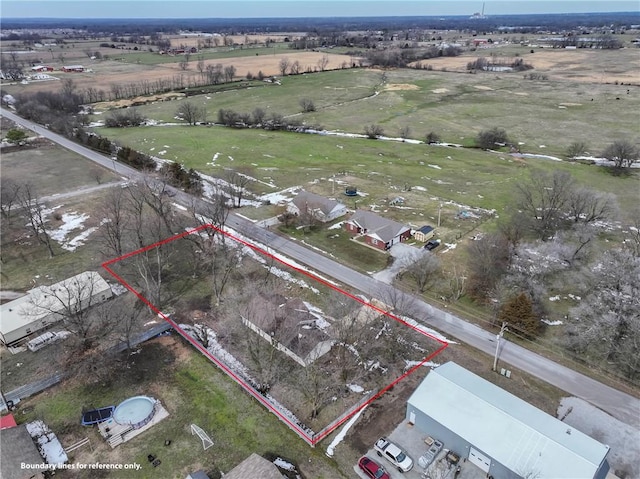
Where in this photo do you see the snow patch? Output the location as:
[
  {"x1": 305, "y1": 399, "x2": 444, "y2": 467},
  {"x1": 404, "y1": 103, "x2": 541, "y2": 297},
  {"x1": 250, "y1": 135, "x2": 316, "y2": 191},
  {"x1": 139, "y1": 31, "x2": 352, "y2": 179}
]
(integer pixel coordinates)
[
  {"x1": 347, "y1": 383, "x2": 365, "y2": 394},
  {"x1": 325, "y1": 405, "x2": 367, "y2": 457}
]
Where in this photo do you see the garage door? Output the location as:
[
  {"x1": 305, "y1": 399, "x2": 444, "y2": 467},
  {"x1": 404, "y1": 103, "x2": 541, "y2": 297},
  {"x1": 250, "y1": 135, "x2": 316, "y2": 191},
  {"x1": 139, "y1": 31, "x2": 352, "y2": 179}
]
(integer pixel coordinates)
[{"x1": 469, "y1": 447, "x2": 491, "y2": 473}]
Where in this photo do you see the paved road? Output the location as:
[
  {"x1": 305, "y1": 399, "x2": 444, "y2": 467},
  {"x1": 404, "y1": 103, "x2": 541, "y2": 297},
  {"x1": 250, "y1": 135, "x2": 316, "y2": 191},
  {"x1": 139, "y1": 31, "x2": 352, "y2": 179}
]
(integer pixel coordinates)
[{"x1": 3, "y1": 107, "x2": 639, "y2": 427}]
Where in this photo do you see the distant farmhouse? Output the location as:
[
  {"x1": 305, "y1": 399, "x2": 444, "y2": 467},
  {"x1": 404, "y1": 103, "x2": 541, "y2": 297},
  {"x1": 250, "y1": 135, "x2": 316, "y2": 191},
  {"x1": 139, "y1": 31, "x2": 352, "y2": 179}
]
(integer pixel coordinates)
[
  {"x1": 287, "y1": 190, "x2": 347, "y2": 223},
  {"x1": 344, "y1": 210, "x2": 411, "y2": 250},
  {"x1": 0, "y1": 271, "x2": 113, "y2": 345},
  {"x1": 61, "y1": 65, "x2": 84, "y2": 72},
  {"x1": 31, "y1": 65, "x2": 54, "y2": 72},
  {"x1": 406, "y1": 362, "x2": 611, "y2": 479}
]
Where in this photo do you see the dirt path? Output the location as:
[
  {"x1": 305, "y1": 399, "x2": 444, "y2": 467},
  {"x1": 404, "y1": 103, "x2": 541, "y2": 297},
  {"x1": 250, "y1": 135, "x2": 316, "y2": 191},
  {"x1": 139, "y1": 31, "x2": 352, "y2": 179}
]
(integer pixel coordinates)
[{"x1": 41, "y1": 180, "x2": 125, "y2": 203}]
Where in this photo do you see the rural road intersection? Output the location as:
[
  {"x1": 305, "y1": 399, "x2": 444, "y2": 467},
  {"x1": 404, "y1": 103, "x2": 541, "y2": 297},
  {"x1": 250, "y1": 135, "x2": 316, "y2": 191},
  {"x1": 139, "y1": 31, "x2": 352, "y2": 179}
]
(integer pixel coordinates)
[{"x1": 2, "y1": 107, "x2": 638, "y2": 428}]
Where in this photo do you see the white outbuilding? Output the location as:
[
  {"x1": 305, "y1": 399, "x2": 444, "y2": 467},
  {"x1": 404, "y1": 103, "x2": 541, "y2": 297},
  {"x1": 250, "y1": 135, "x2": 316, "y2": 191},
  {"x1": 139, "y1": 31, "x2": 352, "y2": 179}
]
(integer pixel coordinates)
[{"x1": 0, "y1": 271, "x2": 113, "y2": 345}]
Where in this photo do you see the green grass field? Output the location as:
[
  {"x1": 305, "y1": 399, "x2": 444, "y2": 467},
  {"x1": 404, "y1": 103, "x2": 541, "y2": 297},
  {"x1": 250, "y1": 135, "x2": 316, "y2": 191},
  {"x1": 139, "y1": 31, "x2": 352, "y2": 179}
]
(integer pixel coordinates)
[
  {"x1": 95, "y1": 122, "x2": 639, "y2": 222},
  {"x1": 100, "y1": 67, "x2": 640, "y2": 157}
]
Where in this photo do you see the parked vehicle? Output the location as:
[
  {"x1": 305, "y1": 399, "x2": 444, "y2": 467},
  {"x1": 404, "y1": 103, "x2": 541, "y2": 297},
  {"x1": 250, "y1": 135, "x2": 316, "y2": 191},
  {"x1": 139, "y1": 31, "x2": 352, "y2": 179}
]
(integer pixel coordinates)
[
  {"x1": 374, "y1": 437, "x2": 414, "y2": 472},
  {"x1": 358, "y1": 456, "x2": 390, "y2": 479},
  {"x1": 424, "y1": 239, "x2": 441, "y2": 251}
]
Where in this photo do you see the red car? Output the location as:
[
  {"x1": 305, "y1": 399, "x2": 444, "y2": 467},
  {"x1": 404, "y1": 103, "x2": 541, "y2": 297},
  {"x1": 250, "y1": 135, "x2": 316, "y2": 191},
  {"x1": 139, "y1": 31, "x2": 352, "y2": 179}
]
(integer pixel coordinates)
[{"x1": 358, "y1": 456, "x2": 390, "y2": 479}]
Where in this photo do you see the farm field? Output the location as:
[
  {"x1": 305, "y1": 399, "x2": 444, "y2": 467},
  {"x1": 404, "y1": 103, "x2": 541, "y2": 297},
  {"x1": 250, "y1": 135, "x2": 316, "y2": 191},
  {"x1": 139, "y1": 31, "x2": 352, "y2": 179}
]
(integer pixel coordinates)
[{"x1": 91, "y1": 64, "x2": 640, "y2": 157}]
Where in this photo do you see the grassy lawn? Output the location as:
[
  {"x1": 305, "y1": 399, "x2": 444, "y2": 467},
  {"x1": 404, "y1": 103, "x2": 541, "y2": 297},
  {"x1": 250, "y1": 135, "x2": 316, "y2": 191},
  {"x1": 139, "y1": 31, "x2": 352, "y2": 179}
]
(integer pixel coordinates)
[
  {"x1": 0, "y1": 145, "x2": 118, "y2": 197},
  {"x1": 18, "y1": 336, "x2": 350, "y2": 479},
  {"x1": 280, "y1": 223, "x2": 389, "y2": 274}
]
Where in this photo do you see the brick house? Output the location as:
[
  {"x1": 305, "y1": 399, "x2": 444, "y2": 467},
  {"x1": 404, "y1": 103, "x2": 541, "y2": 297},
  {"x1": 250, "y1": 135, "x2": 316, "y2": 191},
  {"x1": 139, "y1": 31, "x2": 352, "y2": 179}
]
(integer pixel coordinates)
[{"x1": 344, "y1": 210, "x2": 412, "y2": 250}]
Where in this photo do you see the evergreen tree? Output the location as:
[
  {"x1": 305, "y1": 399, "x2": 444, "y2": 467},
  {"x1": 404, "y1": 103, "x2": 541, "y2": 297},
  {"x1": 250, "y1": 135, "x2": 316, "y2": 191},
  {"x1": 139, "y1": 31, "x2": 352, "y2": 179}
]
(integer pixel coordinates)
[{"x1": 498, "y1": 292, "x2": 541, "y2": 338}]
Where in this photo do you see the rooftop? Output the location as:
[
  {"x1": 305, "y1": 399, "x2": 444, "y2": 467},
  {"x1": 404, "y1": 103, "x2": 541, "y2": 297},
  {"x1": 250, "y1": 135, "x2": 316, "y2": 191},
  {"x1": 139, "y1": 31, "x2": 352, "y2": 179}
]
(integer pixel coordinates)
[{"x1": 408, "y1": 362, "x2": 610, "y2": 478}]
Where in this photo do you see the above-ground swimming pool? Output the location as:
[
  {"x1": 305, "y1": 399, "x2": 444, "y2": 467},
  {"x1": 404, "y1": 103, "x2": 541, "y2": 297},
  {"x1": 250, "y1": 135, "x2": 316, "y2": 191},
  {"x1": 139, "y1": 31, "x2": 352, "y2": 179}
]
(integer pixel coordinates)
[{"x1": 112, "y1": 396, "x2": 157, "y2": 429}]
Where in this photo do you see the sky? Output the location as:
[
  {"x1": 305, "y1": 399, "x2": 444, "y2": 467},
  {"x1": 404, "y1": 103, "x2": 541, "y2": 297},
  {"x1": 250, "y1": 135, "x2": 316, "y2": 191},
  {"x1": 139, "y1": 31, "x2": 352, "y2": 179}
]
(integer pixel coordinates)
[{"x1": 0, "y1": 0, "x2": 638, "y2": 19}]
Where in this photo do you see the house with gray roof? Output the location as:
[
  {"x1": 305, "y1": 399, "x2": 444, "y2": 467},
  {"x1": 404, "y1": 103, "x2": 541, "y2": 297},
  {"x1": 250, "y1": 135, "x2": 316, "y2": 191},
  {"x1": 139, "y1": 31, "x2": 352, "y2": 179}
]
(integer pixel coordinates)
[
  {"x1": 0, "y1": 271, "x2": 113, "y2": 345},
  {"x1": 344, "y1": 210, "x2": 412, "y2": 250},
  {"x1": 287, "y1": 190, "x2": 347, "y2": 223},
  {"x1": 0, "y1": 425, "x2": 46, "y2": 479},
  {"x1": 406, "y1": 362, "x2": 610, "y2": 479},
  {"x1": 223, "y1": 453, "x2": 282, "y2": 479}
]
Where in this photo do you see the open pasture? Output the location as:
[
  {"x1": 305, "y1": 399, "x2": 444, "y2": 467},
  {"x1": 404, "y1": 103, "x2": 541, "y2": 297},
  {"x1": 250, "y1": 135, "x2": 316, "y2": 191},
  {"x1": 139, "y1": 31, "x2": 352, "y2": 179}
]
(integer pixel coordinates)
[
  {"x1": 95, "y1": 122, "x2": 639, "y2": 230},
  {"x1": 95, "y1": 65, "x2": 640, "y2": 157},
  {"x1": 1, "y1": 49, "x2": 353, "y2": 97},
  {"x1": 414, "y1": 43, "x2": 640, "y2": 84}
]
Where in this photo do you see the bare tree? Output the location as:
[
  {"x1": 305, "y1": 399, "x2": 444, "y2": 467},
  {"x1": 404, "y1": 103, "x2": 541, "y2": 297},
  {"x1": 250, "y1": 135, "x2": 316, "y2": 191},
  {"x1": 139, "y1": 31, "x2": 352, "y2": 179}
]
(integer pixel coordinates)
[
  {"x1": 176, "y1": 101, "x2": 205, "y2": 125},
  {"x1": 566, "y1": 188, "x2": 617, "y2": 225},
  {"x1": 602, "y1": 140, "x2": 639, "y2": 171},
  {"x1": 565, "y1": 249, "x2": 640, "y2": 381},
  {"x1": 206, "y1": 63, "x2": 223, "y2": 84},
  {"x1": 278, "y1": 57, "x2": 290, "y2": 76},
  {"x1": 447, "y1": 266, "x2": 467, "y2": 302},
  {"x1": 0, "y1": 178, "x2": 21, "y2": 221},
  {"x1": 299, "y1": 98, "x2": 315, "y2": 112},
  {"x1": 196, "y1": 56, "x2": 205, "y2": 77},
  {"x1": 223, "y1": 64, "x2": 236, "y2": 82},
  {"x1": 289, "y1": 60, "x2": 301, "y2": 75},
  {"x1": 467, "y1": 233, "x2": 511, "y2": 300},
  {"x1": 476, "y1": 127, "x2": 509, "y2": 150},
  {"x1": 516, "y1": 170, "x2": 574, "y2": 240},
  {"x1": 565, "y1": 141, "x2": 587, "y2": 160},
  {"x1": 211, "y1": 242, "x2": 239, "y2": 307},
  {"x1": 317, "y1": 54, "x2": 329, "y2": 71},
  {"x1": 364, "y1": 124, "x2": 384, "y2": 139},
  {"x1": 252, "y1": 107, "x2": 266, "y2": 125},
  {"x1": 296, "y1": 360, "x2": 334, "y2": 419},
  {"x1": 404, "y1": 251, "x2": 441, "y2": 293},
  {"x1": 111, "y1": 296, "x2": 146, "y2": 354},
  {"x1": 626, "y1": 209, "x2": 640, "y2": 257},
  {"x1": 225, "y1": 168, "x2": 253, "y2": 208},
  {"x1": 399, "y1": 125, "x2": 411, "y2": 140},
  {"x1": 20, "y1": 184, "x2": 56, "y2": 258},
  {"x1": 98, "y1": 186, "x2": 129, "y2": 257}
]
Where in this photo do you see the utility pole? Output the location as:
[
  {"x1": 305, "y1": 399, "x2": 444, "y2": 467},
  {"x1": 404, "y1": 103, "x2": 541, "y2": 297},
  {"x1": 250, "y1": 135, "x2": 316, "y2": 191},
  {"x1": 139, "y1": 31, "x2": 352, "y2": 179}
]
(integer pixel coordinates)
[
  {"x1": 437, "y1": 203, "x2": 443, "y2": 227},
  {"x1": 492, "y1": 321, "x2": 508, "y2": 372}
]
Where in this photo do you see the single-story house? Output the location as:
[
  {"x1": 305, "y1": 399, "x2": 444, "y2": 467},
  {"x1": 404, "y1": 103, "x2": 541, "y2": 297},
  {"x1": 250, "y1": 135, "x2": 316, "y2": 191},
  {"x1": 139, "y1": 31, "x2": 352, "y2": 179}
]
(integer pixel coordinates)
[
  {"x1": 0, "y1": 424, "x2": 46, "y2": 479},
  {"x1": 223, "y1": 453, "x2": 282, "y2": 479},
  {"x1": 287, "y1": 190, "x2": 347, "y2": 223},
  {"x1": 0, "y1": 271, "x2": 113, "y2": 345},
  {"x1": 61, "y1": 65, "x2": 84, "y2": 72},
  {"x1": 30, "y1": 65, "x2": 54, "y2": 72},
  {"x1": 414, "y1": 225, "x2": 435, "y2": 242},
  {"x1": 344, "y1": 210, "x2": 412, "y2": 250},
  {"x1": 242, "y1": 293, "x2": 333, "y2": 367},
  {"x1": 406, "y1": 362, "x2": 610, "y2": 479}
]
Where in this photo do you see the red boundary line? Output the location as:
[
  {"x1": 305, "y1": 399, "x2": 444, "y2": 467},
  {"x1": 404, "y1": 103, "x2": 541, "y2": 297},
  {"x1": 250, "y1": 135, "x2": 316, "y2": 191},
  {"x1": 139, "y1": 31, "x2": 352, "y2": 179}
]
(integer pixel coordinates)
[{"x1": 102, "y1": 224, "x2": 448, "y2": 446}]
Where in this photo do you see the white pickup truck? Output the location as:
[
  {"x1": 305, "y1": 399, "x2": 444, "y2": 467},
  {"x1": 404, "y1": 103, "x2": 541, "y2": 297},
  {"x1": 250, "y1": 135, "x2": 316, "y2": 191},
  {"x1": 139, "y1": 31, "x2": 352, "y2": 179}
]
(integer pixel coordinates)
[{"x1": 374, "y1": 437, "x2": 414, "y2": 473}]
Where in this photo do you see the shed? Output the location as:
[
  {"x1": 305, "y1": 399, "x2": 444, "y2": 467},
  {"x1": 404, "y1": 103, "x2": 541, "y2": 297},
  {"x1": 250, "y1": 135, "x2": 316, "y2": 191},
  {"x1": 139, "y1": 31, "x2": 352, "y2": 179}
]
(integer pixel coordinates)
[
  {"x1": 0, "y1": 425, "x2": 45, "y2": 479},
  {"x1": 414, "y1": 225, "x2": 435, "y2": 242},
  {"x1": 223, "y1": 453, "x2": 282, "y2": 479},
  {"x1": 0, "y1": 271, "x2": 113, "y2": 345},
  {"x1": 406, "y1": 362, "x2": 610, "y2": 479}
]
